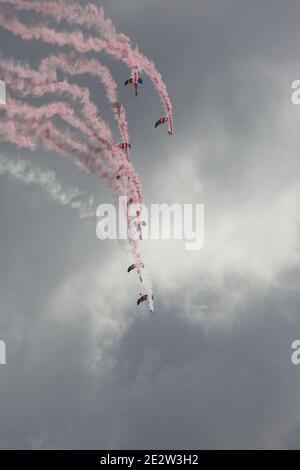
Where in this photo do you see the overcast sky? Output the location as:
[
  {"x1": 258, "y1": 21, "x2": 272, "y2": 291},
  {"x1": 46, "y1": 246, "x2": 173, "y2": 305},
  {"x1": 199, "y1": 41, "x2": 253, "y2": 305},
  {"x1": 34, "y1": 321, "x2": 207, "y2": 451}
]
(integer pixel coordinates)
[{"x1": 1, "y1": 0, "x2": 300, "y2": 449}]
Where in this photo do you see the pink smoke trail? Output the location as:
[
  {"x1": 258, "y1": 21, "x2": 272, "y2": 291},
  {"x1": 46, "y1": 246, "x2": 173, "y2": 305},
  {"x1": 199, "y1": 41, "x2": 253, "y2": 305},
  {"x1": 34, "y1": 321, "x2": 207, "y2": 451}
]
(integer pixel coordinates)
[
  {"x1": 3, "y1": 99, "x2": 133, "y2": 197},
  {"x1": 0, "y1": 53, "x2": 130, "y2": 144},
  {"x1": 0, "y1": 120, "x2": 36, "y2": 150},
  {"x1": 0, "y1": 1, "x2": 173, "y2": 129},
  {"x1": 0, "y1": 0, "x2": 168, "y2": 306},
  {"x1": 0, "y1": 59, "x2": 133, "y2": 192},
  {"x1": 0, "y1": 112, "x2": 142, "y2": 239},
  {"x1": 1, "y1": 95, "x2": 142, "y2": 261},
  {"x1": 40, "y1": 54, "x2": 129, "y2": 144},
  {"x1": 0, "y1": 6, "x2": 161, "y2": 215},
  {"x1": 1, "y1": 81, "x2": 136, "y2": 194},
  {"x1": 0, "y1": 63, "x2": 113, "y2": 144},
  {"x1": 4, "y1": 95, "x2": 111, "y2": 151},
  {"x1": 0, "y1": 68, "x2": 141, "y2": 206},
  {"x1": 0, "y1": 55, "x2": 129, "y2": 156},
  {"x1": 0, "y1": 110, "x2": 107, "y2": 177}
]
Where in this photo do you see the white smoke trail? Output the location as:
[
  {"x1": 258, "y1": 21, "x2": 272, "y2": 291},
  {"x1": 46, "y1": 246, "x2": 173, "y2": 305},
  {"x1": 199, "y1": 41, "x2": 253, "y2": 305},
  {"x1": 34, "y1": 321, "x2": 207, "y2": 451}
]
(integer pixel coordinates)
[
  {"x1": 0, "y1": 153, "x2": 95, "y2": 218},
  {"x1": 0, "y1": 79, "x2": 5, "y2": 104},
  {"x1": 141, "y1": 268, "x2": 154, "y2": 312}
]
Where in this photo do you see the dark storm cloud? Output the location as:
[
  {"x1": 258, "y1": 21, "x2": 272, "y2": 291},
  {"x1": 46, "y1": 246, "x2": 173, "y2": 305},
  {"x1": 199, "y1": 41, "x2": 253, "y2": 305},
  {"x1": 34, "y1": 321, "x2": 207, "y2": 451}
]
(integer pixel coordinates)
[
  {"x1": 107, "y1": 288, "x2": 300, "y2": 450},
  {"x1": 1, "y1": 282, "x2": 300, "y2": 449},
  {"x1": 0, "y1": 0, "x2": 300, "y2": 450}
]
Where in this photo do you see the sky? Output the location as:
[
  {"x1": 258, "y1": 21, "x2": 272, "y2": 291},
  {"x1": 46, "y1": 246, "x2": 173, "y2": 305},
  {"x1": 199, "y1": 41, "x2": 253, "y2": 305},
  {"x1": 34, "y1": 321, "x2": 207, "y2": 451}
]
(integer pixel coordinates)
[{"x1": 1, "y1": 0, "x2": 300, "y2": 449}]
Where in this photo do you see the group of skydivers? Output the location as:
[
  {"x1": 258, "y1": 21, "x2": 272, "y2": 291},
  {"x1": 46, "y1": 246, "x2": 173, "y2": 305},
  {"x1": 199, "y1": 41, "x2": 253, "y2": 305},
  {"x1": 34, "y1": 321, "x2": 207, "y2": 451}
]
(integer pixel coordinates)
[
  {"x1": 42, "y1": 71, "x2": 170, "y2": 311},
  {"x1": 122, "y1": 71, "x2": 173, "y2": 311},
  {"x1": 124, "y1": 70, "x2": 173, "y2": 135}
]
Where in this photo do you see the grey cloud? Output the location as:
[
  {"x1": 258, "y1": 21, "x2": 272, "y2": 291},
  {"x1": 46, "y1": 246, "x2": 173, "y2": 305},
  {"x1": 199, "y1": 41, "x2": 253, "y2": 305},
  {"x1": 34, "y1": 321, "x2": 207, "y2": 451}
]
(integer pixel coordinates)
[{"x1": 0, "y1": 0, "x2": 300, "y2": 450}]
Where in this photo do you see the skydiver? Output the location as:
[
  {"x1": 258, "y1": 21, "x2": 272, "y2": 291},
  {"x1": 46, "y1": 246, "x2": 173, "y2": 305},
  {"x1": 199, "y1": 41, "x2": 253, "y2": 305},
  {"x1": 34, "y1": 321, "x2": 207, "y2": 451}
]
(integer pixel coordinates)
[
  {"x1": 154, "y1": 114, "x2": 173, "y2": 135},
  {"x1": 127, "y1": 262, "x2": 145, "y2": 274},
  {"x1": 117, "y1": 142, "x2": 131, "y2": 160},
  {"x1": 128, "y1": 262, "x2": 144, "y2": 283},
  {"x1": 137, "y1": 294, "x2": 154, "y2": 313},
  {"x1": 124, "y1": 70, "x2": 143, "y2": 96}
]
